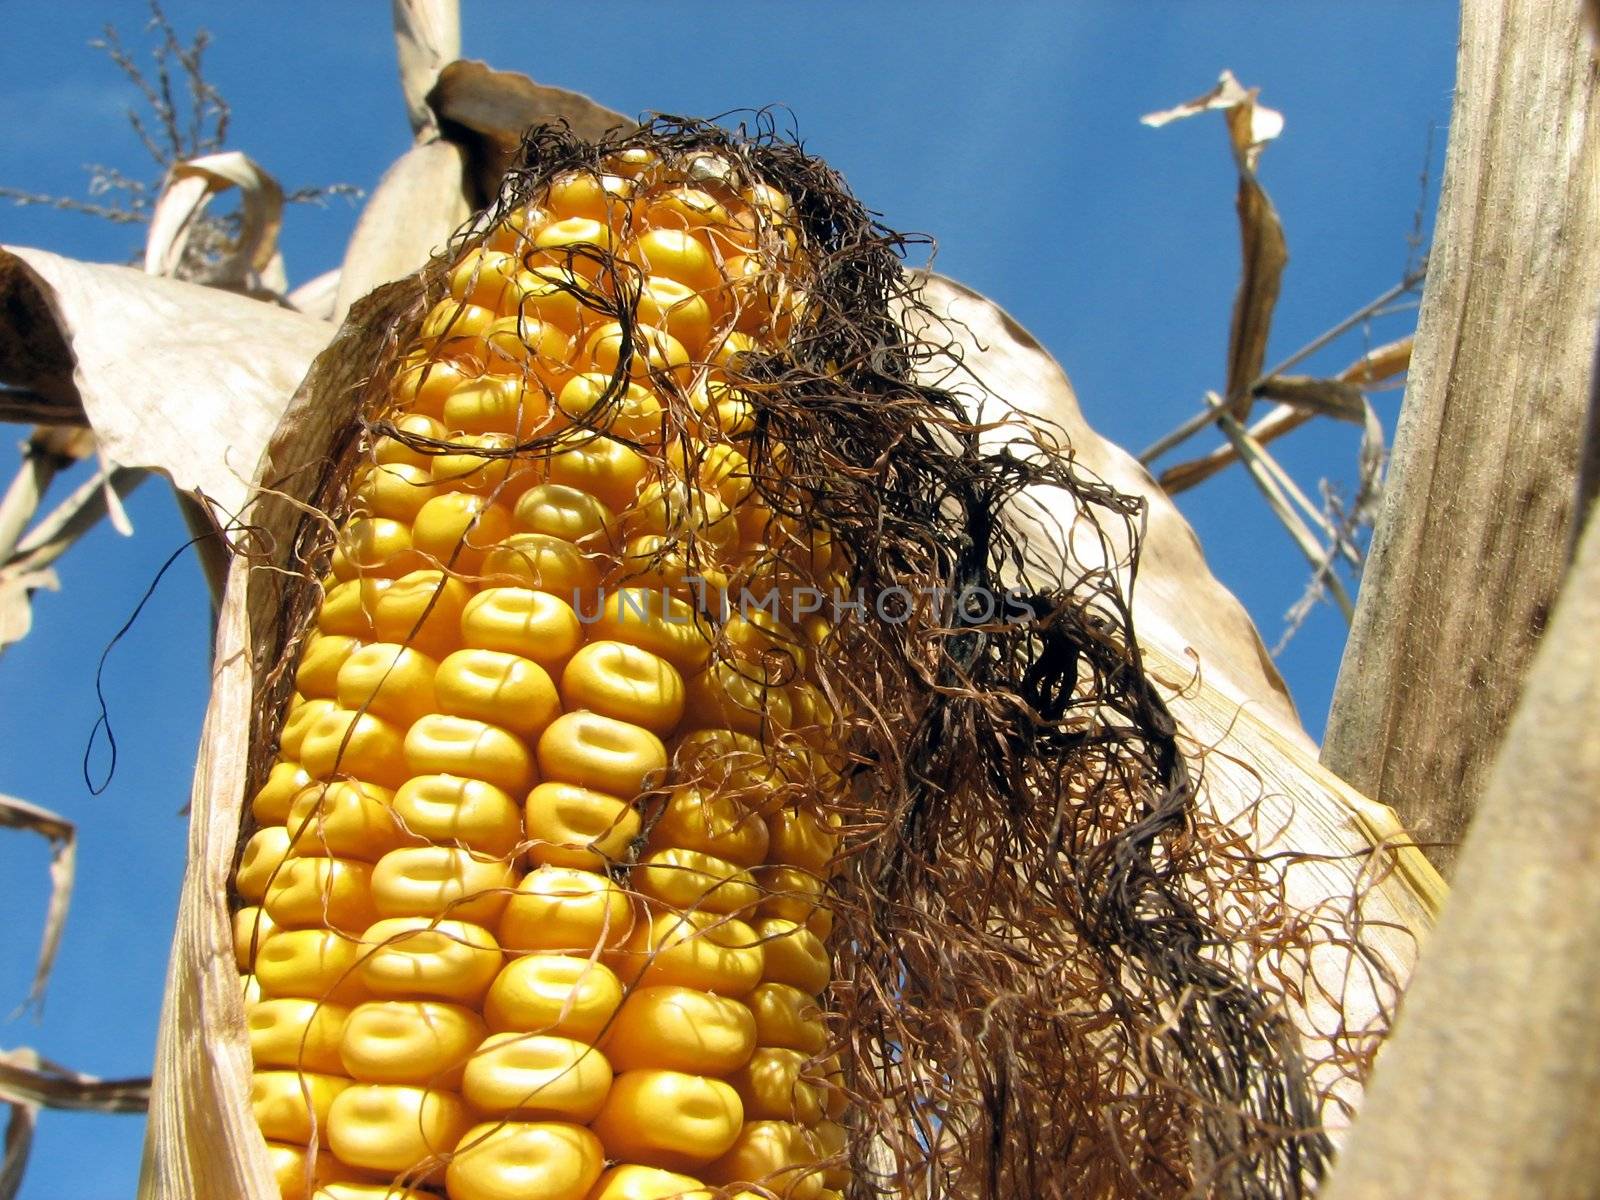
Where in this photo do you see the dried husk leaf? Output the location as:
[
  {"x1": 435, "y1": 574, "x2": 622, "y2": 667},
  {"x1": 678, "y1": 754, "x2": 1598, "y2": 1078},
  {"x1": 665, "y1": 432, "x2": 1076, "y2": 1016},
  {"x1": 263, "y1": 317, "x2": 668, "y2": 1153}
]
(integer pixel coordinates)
[
  {"x1": 0, "y1": 247, "x2": 332, "y2": 522},
  {"x1": 392, "y1": 0, "x2": 462, "y2": 138},
  {"x1": 143, "y1": 151, "x2": 287, "y2": 296}
]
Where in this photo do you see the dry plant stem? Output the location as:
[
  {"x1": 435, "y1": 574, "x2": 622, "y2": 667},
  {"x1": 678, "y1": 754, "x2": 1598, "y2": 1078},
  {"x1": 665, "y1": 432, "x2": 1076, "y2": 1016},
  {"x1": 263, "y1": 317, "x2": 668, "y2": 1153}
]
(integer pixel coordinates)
[
  {"x1": 2, "y1": 466, "x2": 147, "y2": 581},
  {"x1": 0, "y1": 793, "x2": 76, "y2": 1014},
  {"x1": 0, "y1": 1047, "x2": 150, "y2": 1200},
  {"x1": 1319, "y1": 508, "x2": 1600, "y2": 1200},
  {"x1": 1323, "y1": 0, "x2": 1600, "y2": 875}
]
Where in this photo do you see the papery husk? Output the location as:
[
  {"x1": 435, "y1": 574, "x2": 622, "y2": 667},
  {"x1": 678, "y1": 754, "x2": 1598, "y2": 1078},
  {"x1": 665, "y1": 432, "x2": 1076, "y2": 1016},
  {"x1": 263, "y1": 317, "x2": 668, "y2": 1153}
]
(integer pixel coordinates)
[{"x1": 136, "y1": 126, "x2": 1439, "y2": 1199}]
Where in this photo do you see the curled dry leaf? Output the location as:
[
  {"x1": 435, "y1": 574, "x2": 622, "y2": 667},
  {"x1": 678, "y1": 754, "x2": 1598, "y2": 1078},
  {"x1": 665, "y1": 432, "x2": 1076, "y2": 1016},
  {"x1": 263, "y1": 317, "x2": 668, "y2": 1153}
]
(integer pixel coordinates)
[
  {"x1": 1144, "y1": 70, "x2": 1288, "y2": 419},
  {"x1": 0, "y1": 246, "x2": 332, "y2": 522},
  {"x1": 0, "y1": 794, "x2": 75, "y2": 1015},
  {"x1": 392, "y1": 0, "x2": 463, "y2": 138},
  {"x1": 143, "y1": 152, "x2": 287, "y2": 298}
]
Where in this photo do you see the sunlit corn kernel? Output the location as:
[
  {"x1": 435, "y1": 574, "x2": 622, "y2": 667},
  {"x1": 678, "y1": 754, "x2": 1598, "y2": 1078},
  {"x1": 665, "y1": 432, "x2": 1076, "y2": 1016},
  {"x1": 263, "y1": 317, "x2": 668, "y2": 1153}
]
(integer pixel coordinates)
[
  {"x1": 601, "y1": 985, "x2": 756, "y2": 1076},
  {"x1": 483, "y1": 954, "x2": 624, "y2": 1041},
  {"x1": 338, "y1": 999, "x2": 486, "y2": 1088},
  {"x1": 633, "y1": 275, "x2": 714, "y2": 357},
  {"x1": 262, "y1": 856, "x2": 378, "y2": 935},
  {"x1": 543, "y1": 430, "x2": 649, "y2": 513},
  {"x1": 448, "y1": 247, "x2": 527, "y2": 312},
  {"x1": 756, "y1": 864, "x2": 829, "y2": 929},
  {"x1": 513, "y1": 482, "x2": 619, "y2": 548},
  {"x1": 411, "y1": 492, "x2": 515, "y2": 576},
  {"x1": 530, "y1": 215, "x2": 619, "y2": 280},
  {"x1": 588, "y1": 588, "x2": 714, "y2": 676},
  {"x1": 370, "y1": 845, "x2": 519, "y2": 925},
  {"x1": 390, "y1": 774, "x2": 523, "y2": 859},
  {"x1": 352, "y1": 461, "x2": 441, "y2": 525},
  {"x1": 358, "y1": 917, "x2": 502, "y2": 1006},
  {"x1": 418, "y1": 298, "x2": 498, "y2": 345},
  {"x1": 513, "y1": 264, "x2": 595, "y2": 332},
  {"x1": 546, "y1": 170, "x2": 636, "y2": 225},
  {"x1": 561, "y1": 640, "x2": 686, "y2": 735},
  {"x1": 372, "y1": 413, "x2": 448, "y2": 470},
  {"x1": 482, "y1": 203, "x2": 551, "y2": 256},
  {"x1": 536, "y1": 710, "x2": 668, "y2": 797},
  {"x1": 286, "y1": 780, "x2": 399, "y2": 863},
  {"x1": 554, "y1": 373, "x2": 665, "y2": 443},
  {"x1": 299, "y1": 708, "x2": 410, "y2": 790},
  {"x1": 634, "y1": 848, "x2": 759, "y2": 915},
  {"x1": 765, "y1": 805, "x2": 840, "y2": 874},
  {"x1": 443, "y1": 372, "x2": 552, "y2": 440},
  {"x1": 582, "y1": 321, "x2": 691, "y2": 389},
  {"x1": 630, "y1": 480, "x2": 738, "y2": 554},
  {"x1": 233, "y1": 905, "x2": 277, "y2": 970},
  {"x1": 327, "y1": 1083, "x2": 472, "y2": 1178},
  {"x1": 702, "y1": 1120, "x2": 823, "y2": 1200},
  {"x1": 264, "y1": 1141, "x2": 364, "y2": 1200},
  {"x1": 524, "y1": 780, "x2": 641, "y2": 870},
  {"x1": 462, "y1": 1032, "x2": 614, "y2": 1120},
  {"x1": 432, "y1": 647, "x2": 561, "y2": 742},
  {"x1": 251, "y1": 1070, "x2": 349, "y2": 1146},
  {"x1": 644, "y1": 785, "x2": 769, "y2": 869},
  {"x1": 812, "y1": 1119, "x2": 849, "y2": 1188},
  {"x1": 688, "y1": 379, "x2": 756, "y2": 437},
  {"x1": 607, "y1": 908, "x2": 764, "y2": 997},
  {"x1": 754, "y1": 918, "x2": 830, "y2": 994},
  {"x1": 446, "y1": 1121, "x2": 605, "y2": 1200},
  {"x1": 316, "y1": 577, "x2": 387, "y2": 639},
  {"x1": 589, "y1": 1070, "x2": 744, "y2": 1172},
  {"x1": 746, "y1": 982, "x2": 827, "y2": 1055},
  {"x1": 370, "y1": 569, "x2": 473, "y2": 662},
  {"x1": 334, "y1": 642, "x2": 438, "y2": 728},
  {"x1": 585, "y1": 1164, "x2": 714, "y2": 1200},
  {"x1": 247, "y1": 997, "x2": 350, "y2": 1074},
  {"x1": 682, "y1": 659, "x2": 795, "y2": 738},
  {"x1": 479, "y1": 532, "x2": 602, "y2": 600},
  {"x1": 479, "y1": 316, "x2": 577, "y2": 391},
  {"x1": 625, "y1": 228, "x2": 720, "y2": 294},
  {"x1": 430, "y1": 432, "x2": 520, "y2": 496},
  {"x1": 460, "y1": 586, "x2": 584, "y2": 666},
  {"x1": 338, "y1": 517, "x2": 426, "y2": 579},
  {"x1": 498, "y1": 865, "x2": 634, "y2": 955},
  {"x1": 253, "y1": 761, "x2": 315, "y2": 824},
  {"x1": 254, "y1": 928, "x2": 369, "y2": 1006},
  {"x1": 295, "y1": 633, "x2": 362, "y2": 701},
  {"x1": 391, "y1": 354, "x2": 477, "y2": 421},
  {"x1": 729, "y1": 1047, "x2": 824, "y2": 1125},
  {"x1": 236, "y1": 826, "x2": 294, "y2": 904},
  {"x1": 404, "y1": 713, "x2": 536, "y2": 796}
]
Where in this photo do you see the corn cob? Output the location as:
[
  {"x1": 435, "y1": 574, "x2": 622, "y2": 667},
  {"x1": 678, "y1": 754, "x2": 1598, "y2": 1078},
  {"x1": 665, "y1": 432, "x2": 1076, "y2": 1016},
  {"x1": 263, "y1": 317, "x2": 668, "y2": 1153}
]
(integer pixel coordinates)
[{"x1": 235, "y1": 143, "x2": 848, "y2": 1200}]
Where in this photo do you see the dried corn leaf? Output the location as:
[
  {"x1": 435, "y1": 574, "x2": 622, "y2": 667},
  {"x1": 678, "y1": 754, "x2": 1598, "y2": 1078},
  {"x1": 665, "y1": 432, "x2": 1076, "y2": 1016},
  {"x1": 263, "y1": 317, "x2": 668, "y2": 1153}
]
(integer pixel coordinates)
[
  {"x1": 1144, "y1": 71, "x2": 1288, "y2": 419},
  {"x1": 0, "y1": 794, "x2": 75, "y2": 1014},
  {"x1": 143, "y1": 152, "x2": 286, "y2": 296},
  {"x1": 0, "y1": 247, "x2": 332, "y2": 521},
  {"x1": 393, "y1": 0, "x2": 462, "y2": 138}
]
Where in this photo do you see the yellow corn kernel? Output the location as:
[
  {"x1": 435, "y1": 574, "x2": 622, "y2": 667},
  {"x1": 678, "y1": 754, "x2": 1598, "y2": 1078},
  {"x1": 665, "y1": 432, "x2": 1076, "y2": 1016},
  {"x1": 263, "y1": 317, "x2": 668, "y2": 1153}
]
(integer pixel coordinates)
[
  {"x1": 602, "y1": 986, "x2": 756, "y2": 1076},
  {"x1": 812, "y1": 1120, "x2": 849, "y2": 1188},
  {"x1": 702, "y1": 1121, "x2": 824, "y2": 1200},
  {"x1": 351, "y1": 461, "x2": 438, "y2": 524},
  {"x1": 443, "y1": 373, "x2": 550, "y2": 440},
  {"x1": 286, "y1": 781, "x2": 400, "y2": 863},
  {"x1": 645, "y1": 785, "x2": 769, "y2": 869},
  {"x1": 530, "y1": 215, "x2": 618, "y2": 280},
  {"x1": 499, "y1": 865, "x2": 634, "y2": 954},
  {"x1": 629, "y1": 480, "x2": 737, "y2": 554},
  {"x1": 338, "y1": 517, "x2": 426, "y2": 579},
  {"x1": 334, "y1": 643, "x2": 438, "y2": 728},
  {"x1": 372, "y1": 413, "x2": 447, "y2": 469},
  {"x1": 296, "y1": 634, "x2": 362, "y2": 701},
  {"x1": 461, "y1": 586, "x2": 583, "y2": 666},
  {"x1": 682, "y1": 661, "x2": 794, "y2": 738},
  {"x1": 419, "y1": 299, "x2": 498, "y2": 346},
  {"x1": 369, "y1": 845, "x2": 517, "y2": 925},
  {"x1": 754, "y1": 918, "x2": 831, "y2": 995},
  {"x1": 513, "y1": 265, "x2": 592, "y2": 332},
  {"x1": 371, "y1": 570, "x2": 473, "y2": 662},
  {"x1": 251, "y1": 1070, "x2": 350, "y2": 1146},
  {"x1": 235, "y1": 826, "x2": 294, "y2": 903},
  {"x1": 513, "y1": 482, "x2": 619, "y2": 548},
  {"x1": 463, "y1": 1032, "x2": 613, "y2": 1120},
  {"x1": 255, "y1": 928, "x2": 369, "y2": 1006},
  {"x1": 589, "y1": 1070, "x2": 743, "y2": 1171},
  {"x1": 312, "y1": 1180, "x2": 431, "y2": 1200},
  {"x1": 587, "y1": 588, "x2": 713, "y2": 675},
  {"x1": 390, "y1": 774, "x2": 523, "y2": 859},
  {"x1": 434, "y1": 648, "x2": 561, "y2": 741},
  {"x1": 625, "y1": 228, "x2": 720, "y2": 294},
  {"x1": 262, "y1": 856, "x2": 378, "y2": 935},
  {"x1": 327, "y1": 1084, "x2": 472, "y2": 1177},
  {"x1": 728, "y1": 1047, "x2": 824, "y2": 1125},
  {"x1": 412, "y1": 492, "x2": 515, "y2": 575},
  {"x1": 446, "y1": 1121, "x2": 605, "y2": 1200},
  {"x1": 358, "y1": 917, "x2": 502, "y2": 1005},
  {"x1": 483, "y1": 954, "x2": 623, "y2": 1041},
  {"x1": 298, "y1": 708, "x2": 410, "y2": 790},
  {"x1": 555, "y1": 374, "x2": 665, "y2": 441},
  {"x1": 765, "y1": 806, "x2": 839, "y2": 874},
  {"x1": 254, "y1": 761, "x2": 316, "y2": 824},
  {"x1": 431, "y1": 432, "x2": 520, "y2": 496},
  {"x1": 524, "y1": 781, "x2": 640, "y2": 870},
  {"x1": 582, "y1": 322, "x2": 692, "y2": 390},
  {"x1": 448, "y1": 248, "x2": 526, "y2": 311},
  {"x1": 264, "y1": 1141, "x2": 364, "y2": 1200},
  {"x1": 483, "y1": 202, "x2": 551, "y2": 255},
  {"x1": 561, "y1": 640, "x2": 686, "y2": 735},
  {"x1": 585, "y1": 1164, "x2": 714, "y2": 1200},
  {"x1": 247, "y1": 998, "x2": 350, "y2": 1075},
  {"x1": 404, "y1": 713, "x2": 536, "y2": 796},
  {"x1": 755, "y1": 865, "x2": 829, "y2": 930},
  {"x1": 546, "y1": 169, "x2": 635, "y2": 223},
  {"x1": 745, "y1": 983, "x2": 826, "y2": 1055},
  {"x1": 608, "y1": 909, "x2": 764, "y2": 997},
  {"x1": 233, "y1": 905, "x2": 277, "y2": 969},
  {"x1": 634, "y1": 848, "x2": 759, "y2": 915},
  {"x1": 481, "y1": 532, "x2": 602, "y2": 597},
  {"x1": 542, "y1": 431, "x2": 649, "y2": 513},
  {"x1": 338, "y1": 1000, "x2": 486, "y2": 1089},
  {"x1": 281, "y1": 699, "x2": 339, "y2": 763},
  {"x1": 536, "y1": 711, "x2": 667, "y2": 797},
  {"x1": 635, "y1": 276, "x2": 713, "y2": 358}
]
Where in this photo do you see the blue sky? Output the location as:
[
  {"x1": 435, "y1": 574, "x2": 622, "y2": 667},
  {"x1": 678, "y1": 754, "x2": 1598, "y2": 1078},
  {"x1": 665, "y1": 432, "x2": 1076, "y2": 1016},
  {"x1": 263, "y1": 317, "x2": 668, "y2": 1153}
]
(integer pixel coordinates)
[{"x1": 0, "y1": 4, "x2": 1457, "y2": 1195}]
